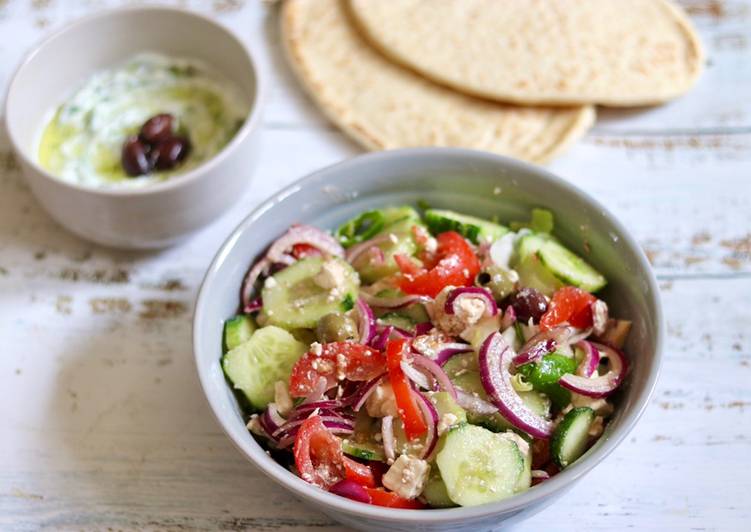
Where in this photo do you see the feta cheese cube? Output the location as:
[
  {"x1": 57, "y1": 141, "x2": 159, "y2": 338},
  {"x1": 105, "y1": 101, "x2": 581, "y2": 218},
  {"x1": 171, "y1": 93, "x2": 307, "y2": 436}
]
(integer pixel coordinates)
[{"x1": 382, "y1": 455, "x2": 431, "y2": 500}]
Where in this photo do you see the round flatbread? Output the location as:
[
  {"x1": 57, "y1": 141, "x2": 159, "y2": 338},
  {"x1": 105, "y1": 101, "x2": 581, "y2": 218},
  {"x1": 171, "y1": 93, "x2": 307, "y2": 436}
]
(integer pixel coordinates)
[
  {"x1": 348, "y1": 0, "x2": 703, "y2": 107},
  {"x1": 281, "y1": 0, "x2": 594, "y2": 164}
]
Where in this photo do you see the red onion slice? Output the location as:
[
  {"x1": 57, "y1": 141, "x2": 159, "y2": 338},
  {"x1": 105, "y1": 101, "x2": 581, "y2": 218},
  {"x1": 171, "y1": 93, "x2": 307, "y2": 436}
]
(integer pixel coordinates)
[
  {"x1": 243, "y1": 297, "x2": 263, "y2": 313},
  {"x1": 412, "y1": 354, "x2": 458, "y2": 399},
  {"x1": 360, "y1": 292, "x2": 432, "y2": 309},
  {"x1": 434, "y1": 344, "x2": 473, "y2": 366},
  {"x1": 293, "y1": 399, "x2": 347, "y2": 413},
  {"x1": 266, "y1": 224, "x2": 344, "y2": 263},
  {"x1": 391, "y1": 326, "x2": 414, "y2": 339},
  {"x1": 265, "y1": 403, "x2": 287, "y2": 428},
  {"x1": 356, "y1": 298, "x2": 376, "y2": 344},
  {"x1": 414, "y1": 322, "x2": 433, "y2": 336},
  {"x1": 276, "y1": 420, "x2": 354, "y2": 449},
  {"x1": 345, "y1": 233, "x2": 391, "y2": 264},
  {"x1": 273, "y1": 415, "x2": 355, "y2": 439},
  {"x1": 412, "y1": 389, "x2": 439, "y2": 459},
  {"x1": 287, "y1": 406, "x2": 353, "y2": 422},
  {"x1": 513, "y1": 325, "x2": 577, "y2": 366},
  {"x1": 241, "y1": 258, "x2": 271, "y2": 308},
  {"x1": 455, "y1": 389, "x2": 499, "y2": 416},
  {"x1": 411, "y1": 332, "x2": 470, "y2": 363},
  {"x1": 401, "y1": 359, "x2": 433, "y2": 390},
  {"x1": 576, "y1": 340, "x2": 601, "y2": 377},
  {"x1": 500, "y1": 305, "x2": 517, "y2": 330},
  {"x1": 352, "y1": 374, "x2": 385, "y2": 412},
  {"x1": 513, "y1": 339, "x2": 556, "y2": 367},
  {"x1": 568, "y1": 327, "x2": 594, "y2": 345},
  {"x1": 479, "y1": 332, "x2": 554, "y2": 439},
  {"x1": 531, "y1": 470, "x2": 551, "y2": 485},
  {"x1": 301, "y1": 377, "x2": 330, "y2": 405},
  {"x1": 559, "y1": 342, "x2": 627, "y2": 398},
  {"x1": 370, "y1": 326, "x2": 393, "y2": 351},
  {"x1": 329, "y1": 479, "x2": 372, "y2": 504},
  {"x1": 381, "y1": 415, "x2": 396, "y2": 463},
  {"x1": 444, "y1": 287, "x2": 498, "y2": 317},
  {"x1": 258, "y1": 411, "x2": 281, "y2": 442}
]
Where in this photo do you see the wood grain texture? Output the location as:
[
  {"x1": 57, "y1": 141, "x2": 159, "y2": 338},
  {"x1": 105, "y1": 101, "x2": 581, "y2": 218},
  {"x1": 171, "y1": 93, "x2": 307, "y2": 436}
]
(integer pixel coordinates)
[{"x1": 0, "y1": 0, "x2": 749, "y2": 531}]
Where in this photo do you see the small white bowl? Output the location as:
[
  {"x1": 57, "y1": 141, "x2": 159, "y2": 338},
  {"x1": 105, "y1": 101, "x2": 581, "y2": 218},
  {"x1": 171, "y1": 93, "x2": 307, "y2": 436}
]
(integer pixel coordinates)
[{"x1": 4, "y1": 6, "x2": 264, "y2": 249}]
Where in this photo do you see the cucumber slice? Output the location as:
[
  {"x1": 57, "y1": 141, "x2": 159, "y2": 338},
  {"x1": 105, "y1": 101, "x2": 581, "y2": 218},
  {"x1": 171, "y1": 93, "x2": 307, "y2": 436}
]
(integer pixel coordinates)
[
  {"x1": 425, "y1": 209, "x2": 509, "y2": 244},
  {"x1": 260, "y1": 257, "x2": 359, "y2": 329},
  {"x1": 428, "y1": 391, "x2": 467, "y2": 425},
  {"x1": 222, "y1": 325, "x2": 307, "y2": 410},
  {"x1": 516, "y1": 233, "x2": 550, "y2": 259},
  {"x1": 394, "y1": 302, "x2": 430, "y2": 324},
  {"x1": 378, "y1": 312, "x2": 417, "y2": 332},
  {"x1": 421, "y1": 470, "x2": 457, "y2": 508},
  {"x1": 514, "y1": 253, "x2": 564, "y2": 297},
  {"x1": 538, "y1": 239, "x2": 607, "y2": 293},
  {"x1": 381, "y1": 206, "x2": 423, "y2": 233},
  {"x1": 551, "y1": 407, "x2": 596, "y2": 468},
  {"x1": 515, "y1": 442, "x2": 533, "y2": 493},
  {"x1": 342, "y1": 439, "x2": 385, "y2": 461},
  {"x1": 436, "y1": 424, "x2": 524, "y2": 506},
  {"x1": 223, "y1": 315, "x2": 256, "y2": 352},
  {"x1": 351, "y1": 232, "x2": 416, "y2": 284}
]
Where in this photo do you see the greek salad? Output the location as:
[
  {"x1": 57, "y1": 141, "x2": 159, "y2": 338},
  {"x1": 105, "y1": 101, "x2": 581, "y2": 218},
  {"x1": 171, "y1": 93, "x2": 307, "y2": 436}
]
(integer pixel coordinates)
[{"x1": 222, "y1": 205, "x2": 631, "y2": 509}]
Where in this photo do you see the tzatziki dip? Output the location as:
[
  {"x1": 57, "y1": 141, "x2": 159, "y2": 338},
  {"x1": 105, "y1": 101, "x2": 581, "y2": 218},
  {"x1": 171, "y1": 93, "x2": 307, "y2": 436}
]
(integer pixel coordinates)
[{"x1": 37, "y1": 52, "x2": 249, "y2": 188}]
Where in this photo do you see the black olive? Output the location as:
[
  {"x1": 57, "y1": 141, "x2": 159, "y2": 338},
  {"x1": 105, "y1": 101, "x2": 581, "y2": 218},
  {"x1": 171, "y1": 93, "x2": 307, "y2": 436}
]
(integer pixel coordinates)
[
  {"x1": 508, "y1": 287, "x2": 548, "y2": 323},
  {"x1": 121, "y1": 136, "x2": 151, "y2": 177},
  {"x1": 139, "y1": 113, "x2": 174, "y2": 144},
  {"x1": 151, "y1": 136, "x2": 191, "y2": 171}
]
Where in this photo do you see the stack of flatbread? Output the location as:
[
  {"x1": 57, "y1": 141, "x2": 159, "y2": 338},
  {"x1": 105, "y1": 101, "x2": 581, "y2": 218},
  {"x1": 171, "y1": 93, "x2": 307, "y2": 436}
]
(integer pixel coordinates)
[{"x1": 280, "y1": 0, "x2": 703, "y2": 164}]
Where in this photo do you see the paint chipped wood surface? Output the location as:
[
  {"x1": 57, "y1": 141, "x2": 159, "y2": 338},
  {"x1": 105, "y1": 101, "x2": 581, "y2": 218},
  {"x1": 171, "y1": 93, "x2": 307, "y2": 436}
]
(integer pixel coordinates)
[{"x1": 0, "y1": 0, "x2": 749, "y2": 530}]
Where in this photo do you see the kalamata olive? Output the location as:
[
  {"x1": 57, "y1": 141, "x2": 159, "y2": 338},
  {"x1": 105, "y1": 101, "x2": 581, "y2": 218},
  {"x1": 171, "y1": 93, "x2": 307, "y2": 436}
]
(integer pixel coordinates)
[
  {"x1": 139, "y1": 113, "x2": 174, "y2": 144},
  {"x1": 121, "y1": 136, "x2": 151, "y2": 176},
  {"x1": 477, "y1": 265, "x2": 518, "y2": 301},
  {"x1": 316, "y1": 313, "x2": 358, "y2": 343},
  {"x1": 508, "y1": 287, "x2": 548, "y2": 323},
  {"x1": 151, "y1": 136, "x2": 191, "y2": 170}
]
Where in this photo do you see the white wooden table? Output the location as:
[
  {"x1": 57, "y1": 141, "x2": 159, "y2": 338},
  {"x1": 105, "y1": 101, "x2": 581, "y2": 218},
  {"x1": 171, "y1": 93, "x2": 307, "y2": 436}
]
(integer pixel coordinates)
[{"x1": 1, "y1": 1, "x2": 749, "y2": 530}]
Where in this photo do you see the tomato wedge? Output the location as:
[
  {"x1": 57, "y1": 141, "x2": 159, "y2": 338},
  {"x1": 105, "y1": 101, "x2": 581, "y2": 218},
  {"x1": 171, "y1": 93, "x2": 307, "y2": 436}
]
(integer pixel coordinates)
[
  {"x1": 395, "y1": 231, "x2": 480, "y2": 298},
  {"x1": 385, "y1": 339, "x2": 427, "y2": 440},
  {"x1": 365, "y1": 488, "x2": 427, "y2": 509},
  {"x1": 289, "y1": 342, "x2": 386, "y2": 398},
  {"x1": 343, "y1": 457, "x2": 377, "y2": 488},
  {"x1": 292, "y1": 243, "x2": 322, "y2": 259},
  {"x1": 294, "y1": 415, "x2": 377, "y2": 489},
  {"x1": 539, "y1": 286, "x2": 597, "y2": 331},
  {"x1": 294, "y1": 416, "x2": 346, "y2": 488}
]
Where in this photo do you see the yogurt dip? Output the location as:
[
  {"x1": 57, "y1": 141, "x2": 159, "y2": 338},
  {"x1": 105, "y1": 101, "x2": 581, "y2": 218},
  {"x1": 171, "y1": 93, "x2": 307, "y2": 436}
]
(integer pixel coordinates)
[{"x1": 37, "y1": 52, "x2": 249, "y2": 188}]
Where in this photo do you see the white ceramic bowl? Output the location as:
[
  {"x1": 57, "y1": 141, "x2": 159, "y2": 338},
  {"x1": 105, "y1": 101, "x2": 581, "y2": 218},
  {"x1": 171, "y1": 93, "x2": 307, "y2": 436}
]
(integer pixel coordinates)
[
  {"x1": 4, "y1": 6, "x2": 263, "y2": 249},
  {"x1": 193, "y1": 149, "x2": 664, "y2": 531}
]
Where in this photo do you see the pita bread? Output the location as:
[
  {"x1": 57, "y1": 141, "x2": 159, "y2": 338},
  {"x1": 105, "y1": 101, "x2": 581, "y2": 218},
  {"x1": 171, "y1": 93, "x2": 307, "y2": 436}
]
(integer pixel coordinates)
[
  {"x1": 281, "y1": 0, "x2": 594, "y2": 163},
  {"x1": 348, "y1": 0, "x2": 703, "y2": 106}
]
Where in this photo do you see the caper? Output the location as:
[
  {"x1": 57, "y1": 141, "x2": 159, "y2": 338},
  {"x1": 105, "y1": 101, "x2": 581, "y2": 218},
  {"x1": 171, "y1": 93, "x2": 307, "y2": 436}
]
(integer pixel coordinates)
[
  {"x1": 316, "y1": 312, "x2": 358, "y2": 343},
  {"x1": 476, "y1": 265, "x2": 518, "y2": 301}
]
